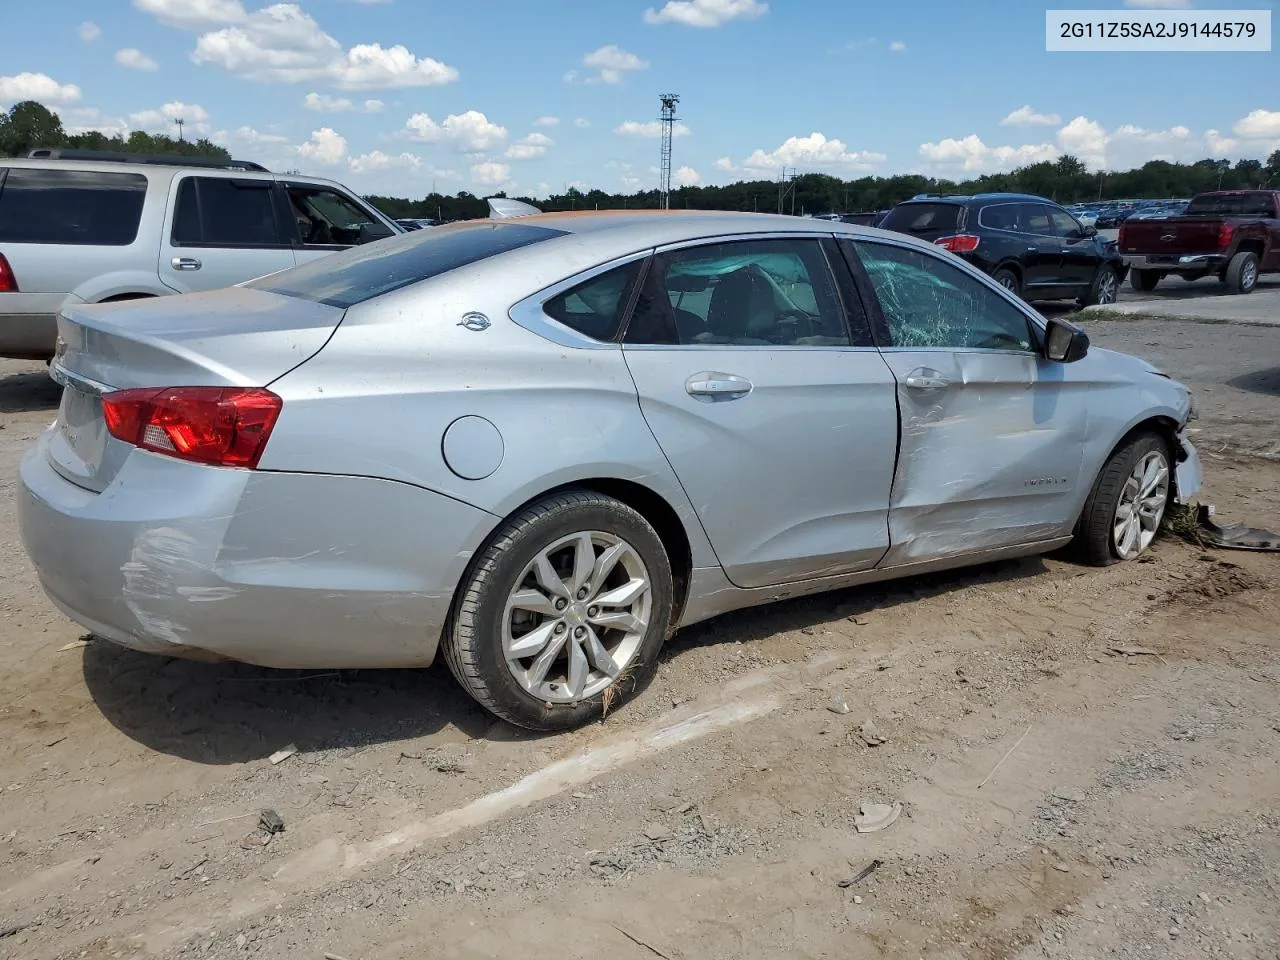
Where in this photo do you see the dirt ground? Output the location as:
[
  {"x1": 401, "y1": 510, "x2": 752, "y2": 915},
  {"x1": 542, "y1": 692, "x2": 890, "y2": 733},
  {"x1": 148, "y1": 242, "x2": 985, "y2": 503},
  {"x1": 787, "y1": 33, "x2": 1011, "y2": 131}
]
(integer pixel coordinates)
[{"x1": 1, "y1": 317, "x2": 1277, "y2": 960}]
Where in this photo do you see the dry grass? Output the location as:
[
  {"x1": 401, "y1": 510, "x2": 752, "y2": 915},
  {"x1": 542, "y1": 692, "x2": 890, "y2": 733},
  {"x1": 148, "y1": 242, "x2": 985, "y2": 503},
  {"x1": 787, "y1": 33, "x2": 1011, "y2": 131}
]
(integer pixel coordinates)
[{"x1": 1162, "y1": 501, "x2": 1206, "y2": 547}]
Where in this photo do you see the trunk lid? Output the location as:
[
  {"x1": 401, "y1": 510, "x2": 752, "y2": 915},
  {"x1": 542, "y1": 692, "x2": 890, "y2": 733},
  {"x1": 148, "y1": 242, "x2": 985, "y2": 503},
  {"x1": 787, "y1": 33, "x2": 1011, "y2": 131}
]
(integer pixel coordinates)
[
  {"x1": 47, "y1": 287, "x2": 343, "y2": 492},
  {"x1": 1118, "y1": 217, "x2": 1222, "y2": 255}
]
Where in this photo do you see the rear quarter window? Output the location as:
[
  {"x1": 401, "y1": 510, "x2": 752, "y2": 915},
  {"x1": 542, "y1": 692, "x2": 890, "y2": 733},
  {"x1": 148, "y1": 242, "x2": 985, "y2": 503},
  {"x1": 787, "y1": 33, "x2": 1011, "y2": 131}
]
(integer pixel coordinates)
[
  {"x1": 878, "y1": 203, "x2": 963, "y2": 240},
  {"x1": 250, "y1": 221, "x2": 567, "y2": 308},
  {"x1": 0, "y1": 168, "x2": 148, "y2": 245}
]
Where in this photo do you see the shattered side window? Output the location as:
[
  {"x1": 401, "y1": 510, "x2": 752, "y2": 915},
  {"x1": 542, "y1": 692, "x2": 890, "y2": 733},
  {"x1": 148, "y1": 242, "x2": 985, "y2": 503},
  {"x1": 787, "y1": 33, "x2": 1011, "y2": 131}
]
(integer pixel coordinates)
[{"x1": 852, "y1": 241, "x2": 1034, "y2": 352}]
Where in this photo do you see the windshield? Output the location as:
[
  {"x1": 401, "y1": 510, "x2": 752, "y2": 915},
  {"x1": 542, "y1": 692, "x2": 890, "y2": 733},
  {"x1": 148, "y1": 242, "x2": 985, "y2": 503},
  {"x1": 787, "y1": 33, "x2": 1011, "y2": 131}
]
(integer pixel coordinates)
[
  {"x1": 1183, "y1": 194, "x2": 1277, "y2": 217},
  {"x1": 878, "y1": 202, "x2": 963, "y2": 239},
  {"x1": 249, "y1": 220, "x2": 566, "y2": 308}
]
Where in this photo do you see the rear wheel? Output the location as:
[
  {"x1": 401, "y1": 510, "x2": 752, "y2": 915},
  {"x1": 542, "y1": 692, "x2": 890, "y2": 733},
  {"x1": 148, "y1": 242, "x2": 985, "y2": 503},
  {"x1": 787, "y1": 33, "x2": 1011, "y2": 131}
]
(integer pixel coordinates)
[
  {"x1": 991, "y1": 267, "x2": 1021, "y2": 297},
  {"x1": 442, "y1": 490, "x2": 674, "y2": 731},
  {"x1": 1223, "y1": 251, "x2": 1259, "y2": 295},
  {"x1": 1079, "y1": 265, "x2": 1119, "y2": 307},
  {"x1": 1130, "y1": 269, "x2": 1161, "y2": 292},
  {"x1": 1075, "y1": 433, "x2": 1171, "y2": 566}
]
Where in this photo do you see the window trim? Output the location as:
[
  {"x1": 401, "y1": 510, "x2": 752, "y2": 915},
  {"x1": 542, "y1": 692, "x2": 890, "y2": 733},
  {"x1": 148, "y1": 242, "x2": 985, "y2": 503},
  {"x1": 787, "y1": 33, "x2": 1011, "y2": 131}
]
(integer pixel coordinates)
[
  {"x1": 841, "y1": 233, "x2": 1046, "y2": 356},
  {"x1": 508, "y1": 248, "x2": 653, "y2": 350},
  {"x1": 622, "y1": 231, "x2": 873, "y2": 352},
  {"x1": 167, "y1": 174, "x2": 293, "y2": 250}
]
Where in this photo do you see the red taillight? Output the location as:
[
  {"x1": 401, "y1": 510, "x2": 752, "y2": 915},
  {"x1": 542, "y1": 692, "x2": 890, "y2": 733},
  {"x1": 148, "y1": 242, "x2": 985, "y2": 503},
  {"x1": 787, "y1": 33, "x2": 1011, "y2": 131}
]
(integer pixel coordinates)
[
  {"x1": 0, "y1": 254, "x2": 18, "y2": 292},
  {"x1": 1217, "y1": 222, "x2": 1234, "y2": 251},
  {"x1": 102, "y1": 386, "x2": 282, "y2": 469},
  {"x1": 934, "y1": 234, "x2": 980, "y2": 253}
]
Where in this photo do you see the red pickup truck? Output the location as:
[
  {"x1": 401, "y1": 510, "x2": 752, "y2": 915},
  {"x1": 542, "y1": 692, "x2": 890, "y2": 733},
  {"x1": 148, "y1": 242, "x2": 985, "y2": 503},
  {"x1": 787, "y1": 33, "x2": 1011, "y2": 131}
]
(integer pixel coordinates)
[{"x1": 1117, "y1": 190, "x2": 1280, "y2": 295}]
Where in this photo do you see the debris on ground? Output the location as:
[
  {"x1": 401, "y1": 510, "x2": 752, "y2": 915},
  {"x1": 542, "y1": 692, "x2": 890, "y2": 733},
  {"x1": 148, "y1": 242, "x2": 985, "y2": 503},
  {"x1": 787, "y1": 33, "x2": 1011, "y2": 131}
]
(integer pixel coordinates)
[
  {"x1": 1198, "y1": 505, "x2": 1280, "y2": 551},
  {"x1": 858, "y1": 719, "x2": 888, "y2": 747},
  {"x1": 1052, "y1": 786, "x2": 1086, "y2": 803},
  {"x1": 268, "y1": 745, "x2": 298, "y2": 765},
  {"x1": 56, "y1": 639, "x2": 90, "y2": 652},
  {"x1": 644, "y1": 822, "x2": 673, "y2": 842},
  {"x1": 838, "y1": 858, "x2": 884, "y2": 887},
  {"x1": 258, "y1": 809, "x2": 285, "y2": 835},
  {"x1": 827, "y1": 696, "x2": 851, "y2": 715},
  {"x1": 854, "y1": 802, "x2": 902, "y2": 834},
  {"x1": 1107, "y1": 645, "x2": 1167, "y2": 663}
]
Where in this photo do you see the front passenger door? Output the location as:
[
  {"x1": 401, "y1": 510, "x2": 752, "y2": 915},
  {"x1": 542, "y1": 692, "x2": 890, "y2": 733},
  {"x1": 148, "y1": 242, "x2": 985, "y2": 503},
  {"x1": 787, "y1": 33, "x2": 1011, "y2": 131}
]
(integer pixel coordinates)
[
  {"x1": 621, "y1": 236, "x2": 899, "y2": 589},
  {"x1": 284, "y1": 183, "x2": 395, "y2": 267},
  {"x1": 1017, "y1": 203, "x2": 1065, "y2": 293},
  {"x1": 847, "y1": 239, "x2": 1088, "y2": 566}
]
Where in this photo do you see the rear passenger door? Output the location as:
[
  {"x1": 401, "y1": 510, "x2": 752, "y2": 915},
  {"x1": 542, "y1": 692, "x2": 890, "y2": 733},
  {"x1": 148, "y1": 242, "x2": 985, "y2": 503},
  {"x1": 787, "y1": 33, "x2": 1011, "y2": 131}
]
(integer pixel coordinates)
[
  {"x1": 620, "y1": 235, "x2": 899, "y2": 588},
  {"x1": 159, "y1": 175, "x2": 296, "y2": 293}
]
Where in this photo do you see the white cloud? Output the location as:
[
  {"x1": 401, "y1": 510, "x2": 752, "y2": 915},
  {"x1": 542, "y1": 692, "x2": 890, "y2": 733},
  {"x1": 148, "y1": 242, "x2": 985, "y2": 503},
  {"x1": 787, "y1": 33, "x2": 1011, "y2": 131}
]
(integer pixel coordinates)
[
  {"x1": 1000, "y1": 105, "x2": 1061, "y2": 127},
  {"x1": 1234, "y1": 109, "x2": 1280, "y2": 141},
  {"x1": 0, "y1": 72, "x2": 82, "y2": 105},
  {"x1": 304, "y1": 92, "x2": 353, "y2": 111},
  {"x1": 534, "y1": 115, "x2": 559, "y2": 127},
  {"x1": 574, "y1": 117, "x2": 591, "y2": 129},
  {"x1": 574, "y1": 44, "x2": 649, "y2": 84},
  {"x1": 364, "y1": 99, "x2": 384, "y2": 112},
  {"x1": 349, "y1": 149, "x2": 421, "y2": 173},
  {"x1": 156, "y1": 2, "x2": 459, "y2": 89},
  {"x1": 742, "y1": 132, "x2": 886, "y2": 172},
  {"x1": 471, "y1": 161, "x2": 510, "y2": 185},
  {"x1": 505, "y1": 132, "x2": 553, "y2": 160},
  {"x1": 61, "y1": 106, "x2": 129, "y2": 137},
  {"x1": 674, "y1": 165, "x2": 702, "y2": 186},
  {"x1": 404, "y1": 110, "x2": 508, "y2": 151},
  {"x1": 919, "y1": 134, "x2": 1058, "y2": 172},
  {"x1": 713, "y1": 156, "x2": 737, "y2": 172},
  {"x1": 615, "y1": 120, "x2": 691, "y2": 138},
  {"x1": 130, "y1": 100, "x2": 212, "y2": 135},
  {"x1": 115, "y1": 48, "x2": 160, "y2": 71},
  {"x1": 1123, "y1": 0, "x2": 1191, "y2": 6},
  {"x1": 79, "y1": 21, "x2": 101, "y2": 42},
  {"x1": 218, "y1": 125, "x2": 290, "y2": 145},
  {"x1": 888, "y1": 40, "x2": 906, "y2": 52},
  {"x1": 643, "y1": 0, "x2": 767, "y2": 27},
  {"x1": 298, "y1": 126, "x2": 348, "y2": 165},
  {"x1": 134, "y1": 0, "x2": 247, "y2": 29}
]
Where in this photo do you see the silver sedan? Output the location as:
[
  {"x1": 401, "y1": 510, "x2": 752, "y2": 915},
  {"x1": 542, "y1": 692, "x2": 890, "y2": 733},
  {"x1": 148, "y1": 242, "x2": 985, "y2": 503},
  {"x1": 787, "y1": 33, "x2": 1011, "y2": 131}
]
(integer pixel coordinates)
[{"x1": 18, "y1": 211, "x2": 1202, "y2": 730}]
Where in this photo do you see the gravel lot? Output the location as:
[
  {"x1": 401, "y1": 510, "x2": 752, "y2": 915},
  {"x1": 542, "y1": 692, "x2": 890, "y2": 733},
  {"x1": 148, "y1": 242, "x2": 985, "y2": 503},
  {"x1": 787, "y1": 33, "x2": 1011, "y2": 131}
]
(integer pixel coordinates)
[{"x1": 0, "y1": 316, "x2": 1277, "y2": 960}]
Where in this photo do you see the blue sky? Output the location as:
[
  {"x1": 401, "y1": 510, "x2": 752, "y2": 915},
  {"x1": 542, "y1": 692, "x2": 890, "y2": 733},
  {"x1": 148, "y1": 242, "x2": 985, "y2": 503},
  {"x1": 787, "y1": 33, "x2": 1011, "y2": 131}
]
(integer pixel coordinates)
[{"x1": 2, "y1": 0, "x2": 1277, "y2": 198}]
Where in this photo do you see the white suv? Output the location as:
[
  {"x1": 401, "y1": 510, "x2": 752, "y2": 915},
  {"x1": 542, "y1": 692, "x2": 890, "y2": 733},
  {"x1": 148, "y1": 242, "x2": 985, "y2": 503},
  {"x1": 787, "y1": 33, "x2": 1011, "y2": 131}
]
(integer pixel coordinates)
[{"x1": 0, "y1": 149, "x2": 402, "y2": 360}]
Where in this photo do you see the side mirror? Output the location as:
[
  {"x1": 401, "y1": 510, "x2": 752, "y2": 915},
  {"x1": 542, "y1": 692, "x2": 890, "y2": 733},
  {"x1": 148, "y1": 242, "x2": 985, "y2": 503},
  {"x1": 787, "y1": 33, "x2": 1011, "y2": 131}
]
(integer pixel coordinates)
[{"x1": 1045, "y1": 317, "x2": 1090, "y2": 363}]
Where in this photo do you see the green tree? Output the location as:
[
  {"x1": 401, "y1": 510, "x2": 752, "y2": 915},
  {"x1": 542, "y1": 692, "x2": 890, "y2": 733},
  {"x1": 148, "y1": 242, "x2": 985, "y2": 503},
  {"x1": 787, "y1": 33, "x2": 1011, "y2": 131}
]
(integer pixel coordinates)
[{"x1": 0, "y1": 100, "x2": 66, "y2": 157}]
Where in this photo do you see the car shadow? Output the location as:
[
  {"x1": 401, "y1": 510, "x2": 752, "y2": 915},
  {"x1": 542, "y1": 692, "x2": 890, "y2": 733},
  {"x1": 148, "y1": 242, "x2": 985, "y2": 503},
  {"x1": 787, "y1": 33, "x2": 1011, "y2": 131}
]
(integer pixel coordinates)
[
  {"x1": 0, "y1": 367, "x2": 60, "y2": 413},
  {"x1": 83, "y1": 556, "x2": 1053, "y2": 764},
  {"x1": 82, "y1": 645, "x2": 501, "y2": 765},
  {"x1": 1226, "y1": 366, "x2": 1280, "y2": 398},
  {"x1": 664, "y1": 555, "x2": 1049, "y2": 657}
]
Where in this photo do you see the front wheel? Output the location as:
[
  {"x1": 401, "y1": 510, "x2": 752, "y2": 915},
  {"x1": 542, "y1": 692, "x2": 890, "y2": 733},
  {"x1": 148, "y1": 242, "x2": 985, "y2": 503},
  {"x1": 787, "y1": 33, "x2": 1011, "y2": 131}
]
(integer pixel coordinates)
[
  {"x1": 1223, "y1": 251, "x2": 1259, "y2": 295},
  {"x1": 1079, "y1": 266, "x2": 1119, "y2": 307},
  {"x1": 442, "y1": 490, "x2": 674, "y2": 731},
  {"x1": 1075, "y1": 433, "x2": 1171, "y2": 566}
]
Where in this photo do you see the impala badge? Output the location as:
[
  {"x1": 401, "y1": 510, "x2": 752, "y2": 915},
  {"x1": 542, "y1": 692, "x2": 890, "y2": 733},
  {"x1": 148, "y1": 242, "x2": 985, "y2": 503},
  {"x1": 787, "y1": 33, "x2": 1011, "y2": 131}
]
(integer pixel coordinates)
[{"x1": 458, "y1": 312, "x2": 491, "y2": 332}]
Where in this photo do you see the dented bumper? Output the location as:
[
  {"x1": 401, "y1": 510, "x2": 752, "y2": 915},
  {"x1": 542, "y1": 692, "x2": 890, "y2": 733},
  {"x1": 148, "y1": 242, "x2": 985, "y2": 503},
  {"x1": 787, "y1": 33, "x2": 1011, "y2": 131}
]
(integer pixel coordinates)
[
  {"x1": 1173, "y1": 432, "x2": 1203, "y2": 504},
  {"x1": 18, "y1": 428, "x2": 494, "y2": 669}
]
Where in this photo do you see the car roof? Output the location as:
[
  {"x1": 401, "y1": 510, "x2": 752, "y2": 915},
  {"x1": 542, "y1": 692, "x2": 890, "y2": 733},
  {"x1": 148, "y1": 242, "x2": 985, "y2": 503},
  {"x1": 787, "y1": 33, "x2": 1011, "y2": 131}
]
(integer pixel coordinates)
[
  {"x1": 895, "y1": 193, "x2": 1055, "y2": 206},
  {"x1": 0, "y1": 156, "x2": 348, "y2": 189}
]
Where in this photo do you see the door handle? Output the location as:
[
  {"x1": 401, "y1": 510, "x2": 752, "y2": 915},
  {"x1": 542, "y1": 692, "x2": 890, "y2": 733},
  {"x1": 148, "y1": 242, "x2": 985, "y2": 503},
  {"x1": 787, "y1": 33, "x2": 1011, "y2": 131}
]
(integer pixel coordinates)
[
  {"x1": 171, "y1": 257, "x2": 202, "y2": 271},
  {"x1": 686, "y1": 372, "x2": 752, "y2": 400},
  {"x1": 903, "y1": 368, "x2": 952, "y2": 391}
]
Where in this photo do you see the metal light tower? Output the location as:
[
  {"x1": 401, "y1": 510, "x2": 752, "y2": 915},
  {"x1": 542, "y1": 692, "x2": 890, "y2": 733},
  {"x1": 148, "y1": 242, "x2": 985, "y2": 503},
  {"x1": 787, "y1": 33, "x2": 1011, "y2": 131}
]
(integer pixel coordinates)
[
  {"x1": 174, "y1": 118, "x2": 185, "y2": 142},
  {"x1": 658, "y1": 93, "x2": 680, "y2": 210}
]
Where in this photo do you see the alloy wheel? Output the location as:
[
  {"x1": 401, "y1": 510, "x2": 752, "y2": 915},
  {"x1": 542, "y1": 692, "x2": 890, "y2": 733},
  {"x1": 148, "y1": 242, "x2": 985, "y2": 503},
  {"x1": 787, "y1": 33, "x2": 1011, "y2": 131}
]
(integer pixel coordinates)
[
  {"x1": 1098, "y1": 270, "x2": 1118, "y2": 304},
  {"x1": 1113, "y1": 450, "x2": 1169, "y2": 560},
  {"x1": 502, "y1": 531, "x2": 652, "y2": 703}
]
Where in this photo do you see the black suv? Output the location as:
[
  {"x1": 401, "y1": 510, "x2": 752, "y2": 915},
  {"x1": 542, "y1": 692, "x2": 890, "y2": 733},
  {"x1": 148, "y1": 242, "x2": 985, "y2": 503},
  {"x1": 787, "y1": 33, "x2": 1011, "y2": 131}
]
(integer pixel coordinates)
[{"x1": 878, "y1": 193, "x2": 1127, "y2": 306}]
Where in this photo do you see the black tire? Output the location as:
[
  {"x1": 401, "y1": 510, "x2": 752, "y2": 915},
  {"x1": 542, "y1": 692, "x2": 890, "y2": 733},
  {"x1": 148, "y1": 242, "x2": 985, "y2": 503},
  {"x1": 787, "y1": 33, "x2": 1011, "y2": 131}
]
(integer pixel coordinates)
[
  {"x1": 991, "y1": 267, "x2": 1021, "y2": 297},
  {"x1": 1074, "y1": 432, "x2": 1170, "y2": 567},
  {"x1": 1223, "y1": 250, "x2": 1259, "y2": 295},
  {"x1": 442, "y1": 490, "x2": 674, "y2": 731},
  {"x1": 1078, "y1": 265, "x2": 1119, "y2": 307},
  {"x1": 1130, "y1": 269, "x2": 1161, "y2": 292}
]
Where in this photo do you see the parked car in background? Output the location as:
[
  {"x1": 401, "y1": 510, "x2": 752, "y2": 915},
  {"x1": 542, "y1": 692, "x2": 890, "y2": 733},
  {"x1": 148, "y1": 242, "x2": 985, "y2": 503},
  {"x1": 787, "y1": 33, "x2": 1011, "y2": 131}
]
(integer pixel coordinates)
[
  {"x1": 879, "y1": 193, "x2": 1127, "y2": 305},
  {"x1": 18, "y1": 211, "x2": 1201, "y2": 730},
  {"x1": 1124, "y1": 200, "x2": 1189, "y2": 222},
  {"x1": 810, "y1": 212, "x2": 885, "y2": 227},
  {"x1": 0, "y1": 149, "x2": 403, "y2": 360},
  {"x1": 1095, "y1": 203, "x2": 1139, "y2": 229},
  {"x1": 396, "y1": 217, "x2": 442, "y2": 231},
  {"x1": 1118, "y1": 190, "x2": 1280, "y2": 294}
]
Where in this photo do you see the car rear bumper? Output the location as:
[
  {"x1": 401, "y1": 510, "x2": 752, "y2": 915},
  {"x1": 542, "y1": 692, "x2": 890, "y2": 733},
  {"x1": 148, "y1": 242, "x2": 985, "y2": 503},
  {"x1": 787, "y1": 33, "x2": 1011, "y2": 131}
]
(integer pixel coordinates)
[
  {"x1": 1122, "y1": 254, "x2": 1226, "y2": 274},
  {"x1": 18, "y1": 429, "x2": 497, "y2": 668},
  {"x1": 0, "y1": 311, "x2": 58, "y2": 360}
]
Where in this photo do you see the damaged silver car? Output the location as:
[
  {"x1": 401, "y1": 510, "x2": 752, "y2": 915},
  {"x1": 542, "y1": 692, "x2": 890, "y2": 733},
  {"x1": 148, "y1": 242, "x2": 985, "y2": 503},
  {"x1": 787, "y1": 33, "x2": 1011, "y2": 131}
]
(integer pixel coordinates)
[{"x1": 18, "y1": 211, "x2": 1202, "y2": 730}]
